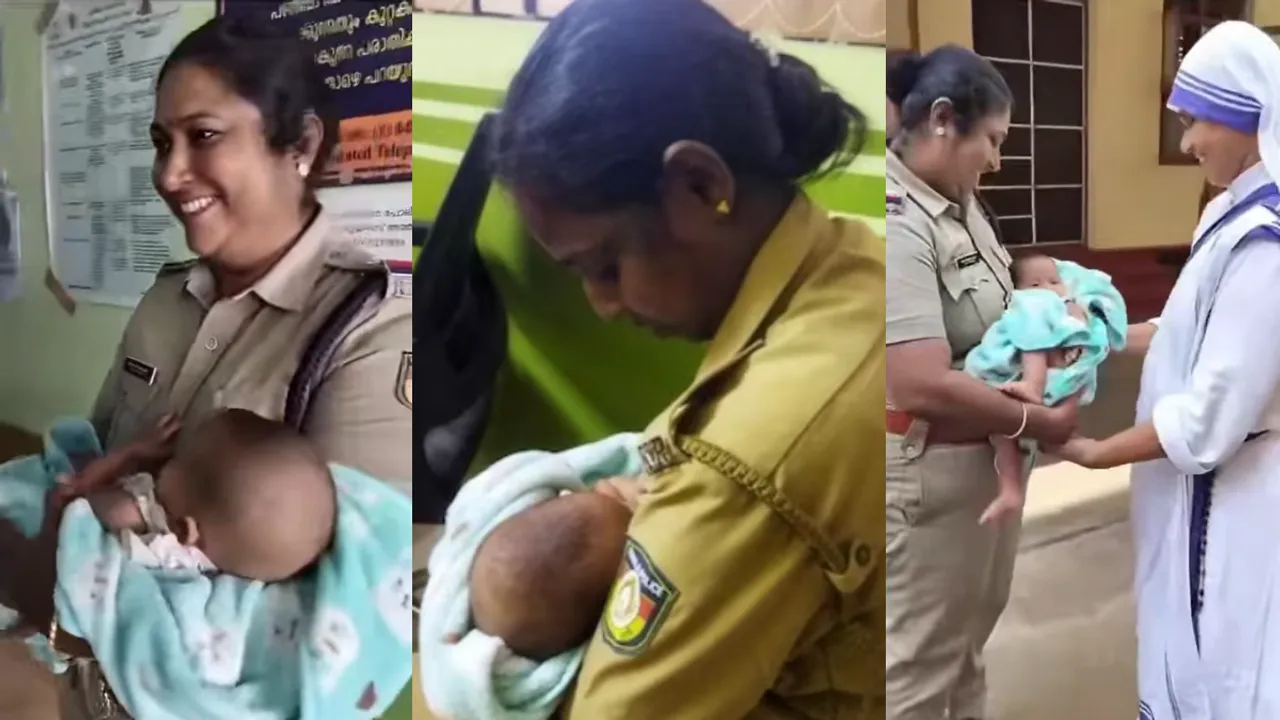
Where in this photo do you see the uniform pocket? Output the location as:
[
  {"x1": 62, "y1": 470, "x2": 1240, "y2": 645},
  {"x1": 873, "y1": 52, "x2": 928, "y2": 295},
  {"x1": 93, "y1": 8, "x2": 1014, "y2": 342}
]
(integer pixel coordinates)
[
  {"x1": 886, "y1": 437, "x2": 925, "y2": 531},
  {"x1": 941, "y1": 262, "x2": 1006, "y2": 329},
  {"x1": 108, "y1": 374, "x2": 158, "y2": 447}
]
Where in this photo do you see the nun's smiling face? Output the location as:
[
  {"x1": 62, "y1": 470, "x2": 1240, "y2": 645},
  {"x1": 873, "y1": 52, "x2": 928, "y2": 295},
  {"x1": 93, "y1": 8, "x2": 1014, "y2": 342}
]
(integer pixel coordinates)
[{"x1": 1177, "y1": 112, "x2": 1261, "y2": 188}]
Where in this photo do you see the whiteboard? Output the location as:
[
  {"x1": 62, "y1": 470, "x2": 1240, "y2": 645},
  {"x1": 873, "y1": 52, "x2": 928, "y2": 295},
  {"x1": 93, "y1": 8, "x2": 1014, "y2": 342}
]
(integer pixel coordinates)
[{"x1": 42, "y1": 0, "x2": 188, "y2": 308}]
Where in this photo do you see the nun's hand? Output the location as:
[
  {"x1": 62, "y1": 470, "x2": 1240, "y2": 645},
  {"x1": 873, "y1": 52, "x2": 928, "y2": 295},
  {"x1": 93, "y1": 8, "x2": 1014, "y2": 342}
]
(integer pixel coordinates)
[{"x1": 1048, "y1": 436, "x2": 1104, "y2": 469}]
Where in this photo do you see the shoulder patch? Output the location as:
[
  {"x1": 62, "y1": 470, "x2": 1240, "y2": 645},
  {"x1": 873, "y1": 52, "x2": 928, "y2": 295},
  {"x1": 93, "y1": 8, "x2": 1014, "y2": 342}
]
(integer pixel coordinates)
[
  {"x1": 887, "y1": 192, "x2": 904, "y2": 216},
  {"x1": 601, "y1": 538, "x2": 679, "y2": 655},
  {"x1": 395, "y1": 352, "x2": 412, "y2": 410}
]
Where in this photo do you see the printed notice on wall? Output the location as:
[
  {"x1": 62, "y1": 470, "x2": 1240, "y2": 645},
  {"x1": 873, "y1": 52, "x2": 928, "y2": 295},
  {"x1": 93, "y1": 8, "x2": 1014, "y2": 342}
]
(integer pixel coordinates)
[
  {"x1": 220, "y1": 0, "x2": 414, "y2": 266},
  {"x1": 42, "y1": 0, "x2": 187, "y2": 307}
]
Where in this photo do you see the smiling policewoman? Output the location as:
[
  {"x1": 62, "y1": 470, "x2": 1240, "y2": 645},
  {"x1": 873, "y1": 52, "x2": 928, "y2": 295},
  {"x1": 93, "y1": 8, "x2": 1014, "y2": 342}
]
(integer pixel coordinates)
[{"x1": 2, "y1": 17, "x2": 411, "y2": 720}]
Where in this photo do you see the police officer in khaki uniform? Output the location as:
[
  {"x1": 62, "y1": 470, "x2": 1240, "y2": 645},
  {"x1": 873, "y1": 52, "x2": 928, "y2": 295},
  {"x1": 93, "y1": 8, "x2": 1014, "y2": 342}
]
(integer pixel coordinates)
[
  {"x1": 477, "y1": 0, "x2": 884, "y2": 716},
  {"x1": 884, "y1": 47, "x2": 1079, "y2": 720},
  {"x1": 0, "y1": 18, "x2": 410, "y2": 720}
]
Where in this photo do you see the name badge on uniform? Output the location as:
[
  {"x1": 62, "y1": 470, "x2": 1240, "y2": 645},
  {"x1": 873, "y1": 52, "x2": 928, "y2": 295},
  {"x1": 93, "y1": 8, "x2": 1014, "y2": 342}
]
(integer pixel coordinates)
[
  {"x1": 638, "y1": 437, "x2": 680, "y2": 475},
  {"x1": 122, "y1": 356, "x2": 156, "y2": 386},
  {"x1": 957, "y1": 253, "x2": 982, "y2": 269}
]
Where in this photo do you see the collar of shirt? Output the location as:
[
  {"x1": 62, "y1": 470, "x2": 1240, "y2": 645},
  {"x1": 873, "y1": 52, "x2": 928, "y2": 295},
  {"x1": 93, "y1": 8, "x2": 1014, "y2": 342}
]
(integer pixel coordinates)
[
  {"x1": 1225, "y1": 161, "x2": 1273, "y2": 205},
  {"x1": 183, "y1": 207, "x2": 334, "y2": 312},
  {"x1": 696, "y1": 193, "x2": 825, "y2": 375},
  {"x1": 886, "y1": 150, "x2": 975, "y2": 221},
  {"x1": 1194, "y1": 162, "x2": 1274, "y2": 245}
]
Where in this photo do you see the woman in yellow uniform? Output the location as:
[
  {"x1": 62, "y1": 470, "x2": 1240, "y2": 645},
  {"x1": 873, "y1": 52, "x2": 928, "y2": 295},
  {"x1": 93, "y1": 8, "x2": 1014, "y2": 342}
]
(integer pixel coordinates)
[
  {"x1": 487, "y1": 0, "x2": 884, "y2": 717},
  {"x1": 883, "y1": 46, "x2": 1081, "y2": 720},
  {"x1": 3, "y1": 17, "x2": 411, "y2": 719}
]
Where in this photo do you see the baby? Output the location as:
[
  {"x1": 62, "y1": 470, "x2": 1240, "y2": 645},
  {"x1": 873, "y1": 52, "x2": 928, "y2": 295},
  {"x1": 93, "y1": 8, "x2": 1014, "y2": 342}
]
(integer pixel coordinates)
[
  {"x1": 72, "y1": 408, "x2": 337, "y2": 582},
  {"x1": 467, "y1": 478, "x2": 640, "y2": 660},
  {"x1": 982, "y1": 255, "x2": 1089, "y2": 525}
]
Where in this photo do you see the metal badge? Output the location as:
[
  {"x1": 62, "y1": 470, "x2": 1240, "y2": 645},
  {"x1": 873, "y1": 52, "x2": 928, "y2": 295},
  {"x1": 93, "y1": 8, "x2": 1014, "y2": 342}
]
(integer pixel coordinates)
[{"x1": 638, "y1": 436, "x2": 680, "y2": 475}]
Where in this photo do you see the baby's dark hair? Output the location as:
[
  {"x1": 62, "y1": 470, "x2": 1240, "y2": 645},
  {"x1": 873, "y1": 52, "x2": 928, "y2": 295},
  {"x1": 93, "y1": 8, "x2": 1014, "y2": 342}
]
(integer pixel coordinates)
[
  {"x1": 470, "y1": 493, "x2": 630, "y2": 660},
  {"x1": 181, "y1": 409, "x2": 336, "y2": 580}
]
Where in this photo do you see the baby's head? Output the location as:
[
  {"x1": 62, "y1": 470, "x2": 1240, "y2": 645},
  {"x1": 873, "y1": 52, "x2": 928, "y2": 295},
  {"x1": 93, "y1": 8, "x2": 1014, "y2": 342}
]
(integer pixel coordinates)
[
  {"x1": 469, "y1": 487, "x2": 632, "y2": 660},
  {"x1": 156, "y1": 409, "x2": 336, "y2": 582},
  {"x1": 1012, "y1": 254, "x2": 1068, "y2": 296}
]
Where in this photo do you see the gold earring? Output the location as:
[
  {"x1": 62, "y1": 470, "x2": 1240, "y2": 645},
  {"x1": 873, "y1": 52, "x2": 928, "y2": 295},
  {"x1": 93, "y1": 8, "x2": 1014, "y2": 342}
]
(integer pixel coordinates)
[{"x1": 716, "y1": 200, "x2": 731, "y2": 215}]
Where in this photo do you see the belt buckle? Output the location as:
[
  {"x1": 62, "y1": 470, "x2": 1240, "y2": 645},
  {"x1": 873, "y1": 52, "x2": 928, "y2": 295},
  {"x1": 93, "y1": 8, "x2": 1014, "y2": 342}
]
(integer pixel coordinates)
[{"x1": 74, "y1": 662, "x2": 120, "y2": 719}]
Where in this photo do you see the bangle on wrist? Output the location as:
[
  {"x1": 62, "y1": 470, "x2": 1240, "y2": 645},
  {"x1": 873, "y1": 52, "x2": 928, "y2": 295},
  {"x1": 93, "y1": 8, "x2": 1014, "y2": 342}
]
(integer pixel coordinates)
[{"x1": 1002, "y1": 402, "x2": 1029, "y2": 439}]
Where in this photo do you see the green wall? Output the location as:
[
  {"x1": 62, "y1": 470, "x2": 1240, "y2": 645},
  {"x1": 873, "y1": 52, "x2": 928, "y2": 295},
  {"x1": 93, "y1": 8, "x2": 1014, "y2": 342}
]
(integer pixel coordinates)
[{"x1": 413, "y1": 13, "x2": 887, "y2": 466}]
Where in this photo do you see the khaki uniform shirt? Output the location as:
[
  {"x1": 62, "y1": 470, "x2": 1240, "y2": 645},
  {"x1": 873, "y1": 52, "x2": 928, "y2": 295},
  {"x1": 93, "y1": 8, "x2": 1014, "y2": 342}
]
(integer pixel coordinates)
[
  {"x1": 59, "y1": 211, "x2": 411, "y2": 718},
  {"x1": 89, "y1": 209, "x2": 412, "y2": 490},
  {"x1": 885, "y1": 151, "x2": 1012, "y2": 367},
  {"x1": 563, "y1": 196, "x2": 887, "y2": 719}
]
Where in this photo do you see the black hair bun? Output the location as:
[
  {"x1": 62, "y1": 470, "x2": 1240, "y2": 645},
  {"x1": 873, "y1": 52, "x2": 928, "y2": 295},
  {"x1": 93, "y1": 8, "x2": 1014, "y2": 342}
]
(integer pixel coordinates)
[
  {"x1": 887, "y1": 52, "x2": 925, "y2": 106},
  {"x1": 768, "y1": 53, "x2": 865, "y2": 182}
]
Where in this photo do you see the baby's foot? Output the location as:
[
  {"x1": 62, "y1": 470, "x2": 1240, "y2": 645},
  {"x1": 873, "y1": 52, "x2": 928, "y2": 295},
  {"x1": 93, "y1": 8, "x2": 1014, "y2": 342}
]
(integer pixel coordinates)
[
  {"x1": 1000, "y1": 380, "x2": 1042, "y2": 404},
  {"x1": 979, "y1": 490, "x2": 1025, "y2": 525}
]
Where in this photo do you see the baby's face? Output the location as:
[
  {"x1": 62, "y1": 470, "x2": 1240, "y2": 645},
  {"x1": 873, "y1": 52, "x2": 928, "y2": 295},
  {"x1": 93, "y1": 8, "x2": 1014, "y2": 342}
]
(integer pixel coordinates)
[{"x1": 1015, "y1": 257, "x2": 1067, "y2": 296}]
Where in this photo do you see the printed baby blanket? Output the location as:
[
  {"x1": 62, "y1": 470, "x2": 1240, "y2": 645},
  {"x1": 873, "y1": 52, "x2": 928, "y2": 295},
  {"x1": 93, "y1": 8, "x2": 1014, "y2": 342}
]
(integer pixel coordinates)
[{"x1": 0, "y1": 418, "x2": 412, "y2": 719}]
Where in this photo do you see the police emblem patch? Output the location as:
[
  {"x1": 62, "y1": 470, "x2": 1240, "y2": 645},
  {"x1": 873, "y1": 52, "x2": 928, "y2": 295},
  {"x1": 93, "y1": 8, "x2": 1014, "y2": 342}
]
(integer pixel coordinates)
[
  {"x1": 395, "y1": 352, "x2": 412, "y2": 410},
  {"x1": 602, "y1": 538, "x2": 678, "y2": 655}
]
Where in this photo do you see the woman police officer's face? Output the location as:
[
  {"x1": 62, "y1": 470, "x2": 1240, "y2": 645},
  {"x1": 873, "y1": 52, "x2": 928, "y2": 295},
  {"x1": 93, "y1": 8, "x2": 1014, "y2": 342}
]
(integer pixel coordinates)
[
  {"x1": 514, "y1": 192, "x2": 726, "y2": 341},
  {"x1": 1177, "y1": 112, "x2": 1260, "y2": 188},
  {"x1": 511, "y1": 147, "x2": 751, "y2": 342},
  {"x1": 937, "y1": 108, "x2": 1011, "y2": 197},
  {"x1": 150, "y1": 62, "x2": 318, "y2": 263}
]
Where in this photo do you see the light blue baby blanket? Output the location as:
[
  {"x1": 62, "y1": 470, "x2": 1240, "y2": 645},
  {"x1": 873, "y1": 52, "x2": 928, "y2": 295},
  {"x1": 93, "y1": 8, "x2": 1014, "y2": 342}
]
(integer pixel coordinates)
[
  {"x1": 0, "y1": 418, "x2": 413, "y2": 720},
  {"x1": 418, "y1": 433, "x2": 644, "y2": 720},
  {"x1": 963, "y1": 260, "x2": 1128, "y2": 405}
]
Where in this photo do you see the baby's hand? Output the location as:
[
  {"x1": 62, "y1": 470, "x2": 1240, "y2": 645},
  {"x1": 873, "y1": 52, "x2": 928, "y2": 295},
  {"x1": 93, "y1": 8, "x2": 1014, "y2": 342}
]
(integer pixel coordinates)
[{"x1": 593, "y1": 477, "x2": 648, "y2": 511}]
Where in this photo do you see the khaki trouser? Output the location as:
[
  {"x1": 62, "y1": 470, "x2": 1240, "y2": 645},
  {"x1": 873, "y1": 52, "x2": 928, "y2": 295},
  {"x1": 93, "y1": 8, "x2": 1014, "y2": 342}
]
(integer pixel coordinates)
[{"x1": 885, "y1": 433, "x2": 1026, "y2": 720}]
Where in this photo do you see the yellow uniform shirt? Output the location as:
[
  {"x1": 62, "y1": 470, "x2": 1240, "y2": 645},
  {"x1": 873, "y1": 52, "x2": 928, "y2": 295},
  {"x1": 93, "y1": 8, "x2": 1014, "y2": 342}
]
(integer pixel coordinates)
[{"x1": 564, "y1": 195, "x2": 887, "y2": 719}]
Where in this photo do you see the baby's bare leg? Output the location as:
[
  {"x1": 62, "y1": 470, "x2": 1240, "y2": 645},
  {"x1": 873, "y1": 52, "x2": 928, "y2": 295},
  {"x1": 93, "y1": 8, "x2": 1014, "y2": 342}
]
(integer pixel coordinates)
[
  {"x1": 1002, "y1": 350, "x2": 1050, "y2": 404},
  {"x1": 980, "y1": 438, "x2": 1026, "y2": 525}
]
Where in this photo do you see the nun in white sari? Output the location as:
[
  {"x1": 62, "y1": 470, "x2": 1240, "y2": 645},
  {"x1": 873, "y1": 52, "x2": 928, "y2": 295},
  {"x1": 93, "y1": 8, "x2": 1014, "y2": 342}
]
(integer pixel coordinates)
[{"x1": 1054, "y1": 21, "x2": 1280, "y2": 720}]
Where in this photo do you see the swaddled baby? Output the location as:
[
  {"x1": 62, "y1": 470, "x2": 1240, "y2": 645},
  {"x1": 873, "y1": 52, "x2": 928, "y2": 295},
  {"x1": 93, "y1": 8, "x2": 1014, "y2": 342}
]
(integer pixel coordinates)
[
  {"x1": 83, "y1": 408, "x2": 337, "y2": 582},
  {"x1": 974, "y1": 255, "x2": 1099, "y2": 525},
  {"x1": 467, "y1": 478, "x2": 641, "y2": 661}
]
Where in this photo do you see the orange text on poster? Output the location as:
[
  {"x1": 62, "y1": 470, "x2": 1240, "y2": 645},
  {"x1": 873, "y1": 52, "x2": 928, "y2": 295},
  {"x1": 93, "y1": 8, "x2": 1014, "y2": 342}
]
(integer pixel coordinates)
[{"x1": 324, "y1": 109, "x2": 412, "y2": 185}]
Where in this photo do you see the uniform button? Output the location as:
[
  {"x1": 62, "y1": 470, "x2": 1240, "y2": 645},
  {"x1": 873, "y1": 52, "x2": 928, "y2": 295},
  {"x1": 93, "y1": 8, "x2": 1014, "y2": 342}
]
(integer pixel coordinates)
[
  {"x1": 854, "y1": 543, "x2": 872, "y2": 567},
  {"x1": 205, "y1": 337, "x2": 218, "y2": 351}
]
